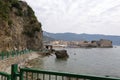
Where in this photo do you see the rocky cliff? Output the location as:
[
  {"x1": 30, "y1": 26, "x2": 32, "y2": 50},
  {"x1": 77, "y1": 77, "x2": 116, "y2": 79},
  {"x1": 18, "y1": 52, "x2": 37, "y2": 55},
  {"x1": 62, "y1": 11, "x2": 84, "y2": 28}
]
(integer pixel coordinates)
[{"x1": 0, "y1": 0, "x2": 43, "y2": 51}]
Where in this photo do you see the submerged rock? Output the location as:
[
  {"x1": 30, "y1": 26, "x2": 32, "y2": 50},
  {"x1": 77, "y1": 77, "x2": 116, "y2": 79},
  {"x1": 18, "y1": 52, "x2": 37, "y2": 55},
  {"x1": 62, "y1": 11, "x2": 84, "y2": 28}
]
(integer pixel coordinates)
[{"x1": 55, "y1": 50, "x2": 69, "y2": 59}]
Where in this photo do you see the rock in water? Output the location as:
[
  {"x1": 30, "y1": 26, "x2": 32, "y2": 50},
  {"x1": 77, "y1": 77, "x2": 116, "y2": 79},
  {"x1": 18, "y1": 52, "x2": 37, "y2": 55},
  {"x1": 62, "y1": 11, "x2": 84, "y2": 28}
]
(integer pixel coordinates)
[{"x1": 55, "y1": 50, "x2": 69, "y2": 59}]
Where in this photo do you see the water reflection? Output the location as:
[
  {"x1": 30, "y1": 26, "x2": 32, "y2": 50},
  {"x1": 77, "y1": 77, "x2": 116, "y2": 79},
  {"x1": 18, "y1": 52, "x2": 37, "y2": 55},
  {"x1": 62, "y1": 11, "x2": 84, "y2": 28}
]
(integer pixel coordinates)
[{"x1": 55, "y1": 57, "x2": 68, "y2": 62}]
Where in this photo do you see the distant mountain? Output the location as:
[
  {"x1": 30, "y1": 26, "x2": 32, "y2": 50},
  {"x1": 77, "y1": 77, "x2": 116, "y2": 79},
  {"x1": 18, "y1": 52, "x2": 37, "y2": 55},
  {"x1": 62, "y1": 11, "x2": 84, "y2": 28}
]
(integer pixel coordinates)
[
  {"x1": 43, "y1": 31, "x2": 120, "y2": 45},
  {"x1": 43, "y1": 35, "x2": 55, "y2": 42}
]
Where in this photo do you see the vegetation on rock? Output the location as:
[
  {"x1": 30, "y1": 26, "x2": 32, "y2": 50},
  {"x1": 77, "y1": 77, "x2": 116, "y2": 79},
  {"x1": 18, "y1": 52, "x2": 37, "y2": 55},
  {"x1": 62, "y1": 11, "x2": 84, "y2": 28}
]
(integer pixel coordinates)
[{"x1": 0, "y1": 0, "x2": 43, "y2": 52}]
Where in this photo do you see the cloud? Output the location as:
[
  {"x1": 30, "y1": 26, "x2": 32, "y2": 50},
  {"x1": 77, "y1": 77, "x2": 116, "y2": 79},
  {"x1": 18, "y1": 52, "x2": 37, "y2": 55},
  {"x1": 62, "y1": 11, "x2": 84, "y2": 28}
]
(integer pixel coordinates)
[{"x1": 25, "y1": 0, "x2": 120, "y2": 35}]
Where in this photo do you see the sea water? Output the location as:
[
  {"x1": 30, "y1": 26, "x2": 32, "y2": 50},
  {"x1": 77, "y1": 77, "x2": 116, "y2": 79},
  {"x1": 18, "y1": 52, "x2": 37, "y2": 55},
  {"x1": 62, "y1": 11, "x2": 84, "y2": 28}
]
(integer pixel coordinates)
[{"x1": 31, "y1": 46, "x2": 120, "y2": 78}]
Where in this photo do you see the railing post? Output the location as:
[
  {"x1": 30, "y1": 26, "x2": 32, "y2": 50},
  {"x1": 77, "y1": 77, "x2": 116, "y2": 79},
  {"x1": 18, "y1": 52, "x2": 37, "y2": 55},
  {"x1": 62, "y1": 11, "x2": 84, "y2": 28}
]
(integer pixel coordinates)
[
  {"x1": 12, "y1": 51, "x2": 14, "y2": 57},
  {"x1": 20, "y1": 69, "x2": 24, "y2": 80},
  {"x1": 7, "y1": 51, "x2": 9, "y2": 58},
  {"x1": 11, "y1": 64, "x2": 19, "y2": 80},
  {"x1": 7, "y1": 75, "x2": 11, "y2": 80},
  {"x1": 2, "y1": 52, "x2": 4, "y2": 60}
]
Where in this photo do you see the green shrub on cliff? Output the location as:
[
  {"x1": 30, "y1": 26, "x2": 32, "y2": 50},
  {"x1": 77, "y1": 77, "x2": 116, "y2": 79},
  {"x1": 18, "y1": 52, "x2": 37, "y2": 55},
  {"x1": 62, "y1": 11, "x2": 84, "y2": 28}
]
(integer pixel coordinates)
[
  {"x1": 0, "y1": 0, "x2": 10, "y2": 21},
  {"x1": 27, "y1": 6, "x2": 36, "y2": 18},
  {"x1": 0, "y1": 0, "x2": 23, "y2": 22},
  {"x1": 11, "y1": 0, "x2": 22, "y2": 10},
  {"x1": 14, "y1": 9, "x2": 23, "y2": 16},
  {"x1": 23, "y1": 23, "x2": 41, "y2": 37},
  {"x1": 8, "y1": 19, "x2": 13, "y2": 26}
]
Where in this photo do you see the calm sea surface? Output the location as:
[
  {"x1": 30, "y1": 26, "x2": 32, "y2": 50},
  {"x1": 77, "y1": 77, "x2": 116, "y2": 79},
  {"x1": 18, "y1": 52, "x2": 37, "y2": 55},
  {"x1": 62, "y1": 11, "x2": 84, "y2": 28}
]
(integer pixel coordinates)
[{"x1": 31, "y1": 46, "x2": 120, "y2": 78}]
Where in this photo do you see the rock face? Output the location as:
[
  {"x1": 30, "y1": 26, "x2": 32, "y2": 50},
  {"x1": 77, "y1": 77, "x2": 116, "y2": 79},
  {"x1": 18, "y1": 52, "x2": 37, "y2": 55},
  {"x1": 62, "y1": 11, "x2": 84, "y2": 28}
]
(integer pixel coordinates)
[
  {"x1": 0, "y1": 0, "x2": 43, "y2": 52},
  {"x1": 55, "y1": 50, "x2": 69, "y2": 59}
]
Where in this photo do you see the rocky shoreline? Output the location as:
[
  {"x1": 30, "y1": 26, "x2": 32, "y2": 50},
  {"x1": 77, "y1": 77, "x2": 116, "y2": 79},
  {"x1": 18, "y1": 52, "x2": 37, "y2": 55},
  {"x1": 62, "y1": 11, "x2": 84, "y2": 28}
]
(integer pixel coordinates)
[
  {"x1": 0, "y1": 52, "x2": 42, "y2": 73},
  {"x1": 0, "y1": 49, "x2": 69, "y2": 73}
]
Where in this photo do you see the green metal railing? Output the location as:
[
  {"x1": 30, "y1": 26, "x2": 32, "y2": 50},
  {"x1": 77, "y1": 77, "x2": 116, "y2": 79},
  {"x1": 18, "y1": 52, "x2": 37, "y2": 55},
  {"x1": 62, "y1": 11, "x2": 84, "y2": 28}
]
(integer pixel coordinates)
[
  {"x1": 0, "y1": 72, "x2": 11, "y2": 80},
  {"x1": 19, "y1": 68, "x2": 120, "y2": 80},
  {"x1": 0, "y1": 49, "x2": 50, "y2": 60},
  {"x1": 0, "y1": 49, "x2": 31, "y2": 60},
  {"x1": 0, "y1": 64, "x2": 120, "y2": 80}
]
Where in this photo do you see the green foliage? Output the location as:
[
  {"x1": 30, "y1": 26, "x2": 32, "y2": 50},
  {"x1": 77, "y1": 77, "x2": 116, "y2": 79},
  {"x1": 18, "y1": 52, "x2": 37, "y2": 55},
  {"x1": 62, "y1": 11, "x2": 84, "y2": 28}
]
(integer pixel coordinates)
[
  {"x1": 27, "y1": 6, "x2": 35, "y2": 17},
  {"x1": 22, "y1": 28, "x2": 37, "y2": 37},
  {"x1": 8, "y1": 19, "x2": 13, "y2": 26},
  {"x1": 23, "y1": 22, "x2": 41, "y2": 37},
  {"x1": 0, "y1": 0, "x2": 22, "y2": 21},
  {"x1": 0, "y1": 0, "x2": 10, "y2": 21},
  {"x1": 23, "y1": 30, "x2": 34, "y2": 37},
  {"x1": 22, "y1": 24, "x2": 35, "y2": 37},
  {"x1": 0, "y1": 0, "x2": 41, "y2": 38},
  {"x1": 33, "y1": 26, "x2": 40, "y2": 32},
  {"x1": 10, "y1": 0, "x2": 23, "y2": 16},
  {"x1": 34, "y1": 23, "x2": 41, "y2": 32},
  {"x1": 14, "y1": 9, "x2": 23, "y2": 16},
  {"x1": 11, "y1": 0, "x2": 22, "y2": 10},
  {"x1": 39, "y1": 22, "x2": 42, "y2": 28},
  {"x1": 9, "y1": 0, "x2": 18, "y2": 3},
  {"x1": 30, "y1": 19, "x2": 36, "y2": 24},
  {"x1": 0, "y1": 0, "x2": 23, "y2": 20}
]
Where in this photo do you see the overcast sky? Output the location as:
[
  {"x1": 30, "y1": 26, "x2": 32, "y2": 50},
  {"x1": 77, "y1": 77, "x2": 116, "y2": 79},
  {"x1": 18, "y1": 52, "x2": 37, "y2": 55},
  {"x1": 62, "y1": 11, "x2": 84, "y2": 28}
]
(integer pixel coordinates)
[{"x1": 24, "y1": 0, "x2": 120, "y2": 35}]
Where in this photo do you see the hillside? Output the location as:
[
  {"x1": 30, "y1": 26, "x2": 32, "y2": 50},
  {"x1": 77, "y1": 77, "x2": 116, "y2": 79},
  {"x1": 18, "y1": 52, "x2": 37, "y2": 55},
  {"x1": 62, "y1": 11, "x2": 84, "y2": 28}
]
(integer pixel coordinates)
[
  {"x1": 43, "y1": 35, "x2": 55, "y2": 42},
  {"x1": 0, "y1": 0, "x2": 43, "y2": 51},
  {"x1": 43, "y1": 31, "x2": 120, "y2": 45}
]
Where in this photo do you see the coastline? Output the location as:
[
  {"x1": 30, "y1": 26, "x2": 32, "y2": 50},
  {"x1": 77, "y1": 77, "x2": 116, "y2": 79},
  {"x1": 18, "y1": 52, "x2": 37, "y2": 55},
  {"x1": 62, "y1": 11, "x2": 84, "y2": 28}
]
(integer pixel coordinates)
[{"x1": 0, "y1": 52, "x2": 42, "y2": 73}]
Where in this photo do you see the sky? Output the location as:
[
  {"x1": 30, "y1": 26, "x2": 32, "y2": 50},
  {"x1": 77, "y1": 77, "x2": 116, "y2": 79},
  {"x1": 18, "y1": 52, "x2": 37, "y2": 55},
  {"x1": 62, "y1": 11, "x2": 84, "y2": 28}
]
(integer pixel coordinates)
[{"x1": 24, "y1": 0, "x2": 120, "y2": 35}]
